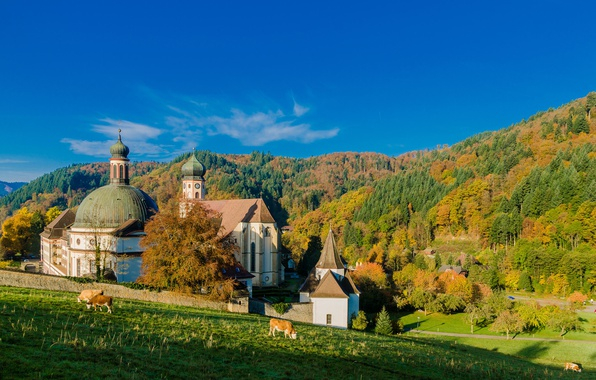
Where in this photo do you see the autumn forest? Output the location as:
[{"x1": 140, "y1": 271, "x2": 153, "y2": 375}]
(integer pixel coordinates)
[{"x1": 3, "y1": 93, "x2": 596, "y2": 316}]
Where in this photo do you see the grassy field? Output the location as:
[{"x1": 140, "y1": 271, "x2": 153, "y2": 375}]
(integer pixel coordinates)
[
  {"x1": 400, "y1": 309, "x2": 596, "y2": 339},
  {"x1": 0, "y1": 286, "x2": 593, "y2": 380}
]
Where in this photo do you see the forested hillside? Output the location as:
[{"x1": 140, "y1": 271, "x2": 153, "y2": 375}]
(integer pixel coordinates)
[
  {"x1": 4, "y1": 93, "x2": 596, "y2": 299},
  {"x1": 0, "y1": 151, "x2": 397, "y2": 227},
  {"x1": 0, "y1": 162, "x2": 161, "y2": 222},
  {"x1": 283, "y1": 93, "x2": 596, "y2": 299}
]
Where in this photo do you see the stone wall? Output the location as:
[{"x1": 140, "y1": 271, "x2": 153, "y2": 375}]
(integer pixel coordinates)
[
  {"x1": 249, "y1": 298, "x2": 313, "y2": 323},
  {"x1": 0, "y1": 270, "x2": 248, "y2": 313}
]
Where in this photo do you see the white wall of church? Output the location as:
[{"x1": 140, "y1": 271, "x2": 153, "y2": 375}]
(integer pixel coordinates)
[
  {"x1": 313, "y1": 298, "x2": 348, "y2": 329},
  {"x1": 348, "y1": 294, "x2": 360, "y2": 323},
  {"x1": 115, "y1": 256, "x2": 142, "y2": 282}
]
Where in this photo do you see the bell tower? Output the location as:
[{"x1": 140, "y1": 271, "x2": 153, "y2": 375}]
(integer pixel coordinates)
[
  {"x1": 181, "y1": 151, "x2": 206, "y2": 200},
  {"x1": 109, "y1": 129, "x2": 130, "y2": 185}
]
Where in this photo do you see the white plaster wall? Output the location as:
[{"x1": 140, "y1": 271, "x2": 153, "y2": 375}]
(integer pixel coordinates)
[
  {"x1": 348, "y1": 294, "x2": 360, "y2": 322},
  {"x1": 116, "y1": 236, "x2": 142, "y2": 253},
  {"x1": 312, "y1": 297, "x2": 348, "y2": 328},
  {"x1": 116, "y1": 256, "x2": 142, "y2": 282},
  {"x1": 299, "y1": 292, "x2": 311, "y2": 303}
]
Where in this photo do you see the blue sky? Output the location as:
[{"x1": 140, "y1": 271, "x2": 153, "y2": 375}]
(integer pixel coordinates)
[{"x1": 2, "y1": 1, "x2": 596, "y2": 182}]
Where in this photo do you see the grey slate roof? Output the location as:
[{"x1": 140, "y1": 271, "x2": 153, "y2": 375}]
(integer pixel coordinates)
[
  {"x1": 40, "y1": 209, "x2": 75, "y2": 239},
  {"x1": 316, "y1": 229, "x2": 344, "y2": 270}
]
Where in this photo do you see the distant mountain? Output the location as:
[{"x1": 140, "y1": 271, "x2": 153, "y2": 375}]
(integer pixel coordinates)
[{"x1": 0, "y1": 181, "x2": 26, "y2": 197}]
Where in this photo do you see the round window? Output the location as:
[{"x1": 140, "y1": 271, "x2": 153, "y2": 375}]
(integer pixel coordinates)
[{"x1": 76, "y1": 238, "x2": 80, "y2": 245}]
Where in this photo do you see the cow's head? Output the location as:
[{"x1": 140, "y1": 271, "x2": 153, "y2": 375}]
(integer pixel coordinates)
[
  {"x1": 85, "y1": 301, "x2": 92, "y2": 309},
  {"x1": 289, "y1": 330, "x2": 297, "y2": 339}
]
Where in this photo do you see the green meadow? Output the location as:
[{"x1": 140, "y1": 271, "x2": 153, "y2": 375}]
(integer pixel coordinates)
[
  {"x1": 0, "y1": 286, "x2": 593, "y2": 379},
  {"x1": 400, "y1": 311, "x2": 596, "y2": 371}
]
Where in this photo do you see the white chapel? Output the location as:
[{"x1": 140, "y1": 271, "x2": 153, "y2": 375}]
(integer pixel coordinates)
[{"x1": 299, "y1": 229, "x2": 360, "y2": 329}]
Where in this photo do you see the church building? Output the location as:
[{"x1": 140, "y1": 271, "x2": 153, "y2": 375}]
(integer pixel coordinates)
[
  {"x1": 299, "y1": 229, "x2": 360, "y2": 329},
  {"x1": 40, "y1": 136, "x2": 282, "y2": 290},
  {"x1": 180, "y1": 153, "x2": 283, "y2": 289},
  {"x1": 40, "y1": 132, "x2": 158, "y2": 282}
]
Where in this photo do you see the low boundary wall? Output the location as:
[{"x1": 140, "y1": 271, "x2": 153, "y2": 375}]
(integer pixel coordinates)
[
  {"x1": 249, "y1": 298, "x2": 313, "y2": 323},
  {"x1": 0, "y1": 270, "x2": 248, "y2": 313}
]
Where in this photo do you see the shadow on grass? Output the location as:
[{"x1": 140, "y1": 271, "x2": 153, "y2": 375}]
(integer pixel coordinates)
[{"x1": 515, "y1": 341, "x2": 557, "y2": 359}]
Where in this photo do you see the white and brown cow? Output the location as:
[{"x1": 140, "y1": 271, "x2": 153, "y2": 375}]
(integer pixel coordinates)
[
  {"x1": 86, "y1": 294, "x2": 113, "y2": 314},
  {"x1": 77, "y1": 289, "x2": 103, "y2": 303},
  {"x1": 564, "y1": 362, "x2": 581, "y2": 372},
  {"x1": 269, "y1": 318, "x2": 297, "y2": 339}
]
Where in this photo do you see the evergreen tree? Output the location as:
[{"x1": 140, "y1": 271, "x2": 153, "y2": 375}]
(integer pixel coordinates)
[
  {"x1": 374, "y1": 306, "x2": 393, "y2": 335},
  {"x1": 518, "y1": 271, "x2": 533, "y2": 292},
  {"x1": 296, "y1": 236, "x2": 322, "y2": 276}
]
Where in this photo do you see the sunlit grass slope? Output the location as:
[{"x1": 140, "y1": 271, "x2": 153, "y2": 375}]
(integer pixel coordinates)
[{"x1": 0, "y1": 286, "x2": 587, "y2": 379}]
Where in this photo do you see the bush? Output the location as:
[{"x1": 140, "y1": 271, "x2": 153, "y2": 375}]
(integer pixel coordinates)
[
  {"x1": 374, "y1": 306, "x2": 393, "y2": 335},
  {"x1": 351, "y1": 311, "x2": 369, "y2": 331},
  {"x1": 272, "y1": 302, "x2": 290, "y2": 315}
]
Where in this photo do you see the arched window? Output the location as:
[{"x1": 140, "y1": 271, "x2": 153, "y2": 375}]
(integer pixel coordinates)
[
  {"x1": 112, "y1": 165, "x2": 116, "y2": 178},
  {"x1": 195, "y1": 192, "x2": 199, "y2": 198},
  {"x1": 124, "y1": 165, "x2": 129, "y2": 179},
  {"x1": 119, "y1": 164, "x2": 123, "y2": 178},
  {"x1": 264, "y1": 227, "x2": 271, "y2": 237},
  {"x1": 250, "y1": 242, "x2": 256, "y2": 272}
]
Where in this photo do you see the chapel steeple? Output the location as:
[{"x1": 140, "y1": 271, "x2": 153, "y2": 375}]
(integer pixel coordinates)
[
  {"x1": 315, "y1": 228, "x2": 346, "y2": 278},
  {"x1": 109, "y1": 129, "x2": 130, "y2": 185}
]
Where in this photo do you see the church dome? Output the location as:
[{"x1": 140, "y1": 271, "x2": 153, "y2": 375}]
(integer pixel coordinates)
[
  {"x1": 72, "y1": 184, "x2": 158, "y2": 229},
  {"x1": 109, "y1": 134, "x2": 130, "y2": 159},
  {"x1": 181, "y1": 154, "x2": 206, "y2": 178}
]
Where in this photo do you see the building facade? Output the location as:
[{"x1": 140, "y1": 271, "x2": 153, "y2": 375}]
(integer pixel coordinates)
[
  {"x1": 40, "y1": 132, "x2": 158, "y2": 282},
  {"x1": 180, "y1": 153, "x2": 283, "y2": 287}
]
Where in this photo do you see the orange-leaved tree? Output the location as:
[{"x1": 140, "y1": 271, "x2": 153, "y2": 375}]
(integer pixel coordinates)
[{"x1": 139, "y1": 201, "x2": 237, "y2": 299}]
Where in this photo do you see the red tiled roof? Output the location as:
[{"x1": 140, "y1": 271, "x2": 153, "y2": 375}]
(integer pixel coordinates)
[{"x1": 201, "y1": 198, "x2": 276, "y2": 236}]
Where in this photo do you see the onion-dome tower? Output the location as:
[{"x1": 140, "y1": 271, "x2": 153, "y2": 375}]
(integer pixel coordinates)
[
  {"x1": 181, "y1": 152, "x2": 206, "y2": 200},
  {"x1": 109, "y1": 129, "x2": 131, "y2": 185}
]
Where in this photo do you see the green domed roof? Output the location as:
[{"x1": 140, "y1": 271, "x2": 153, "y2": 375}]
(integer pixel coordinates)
[
  {"x1": 110, "y1": 134, "x2": 130, "y2": 159},
  {"x1": 181, "y1": 154, "x2": 206, "y2": 178},
  {"x1": 72, "y1": 184, "x2": 158, "y2": 229}
]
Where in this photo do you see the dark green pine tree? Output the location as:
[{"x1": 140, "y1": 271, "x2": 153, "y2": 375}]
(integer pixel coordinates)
[{"x1": 374, "y1": 306, "x2": 393, "y2": 335}]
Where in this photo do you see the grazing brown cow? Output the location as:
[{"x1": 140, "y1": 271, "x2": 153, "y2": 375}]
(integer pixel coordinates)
[
  {"x1": 564, "y1": 362, "x2": 581, "y2": 372},
  {"x1": 269, "y1": 318, "x2": 297, "y2": 339},
  {"x1": 77, "y1": 289, "x2": 103, "y2": 303},
  {"x1": 86, "y1": 294, "x2": 113, "y2": 313}
]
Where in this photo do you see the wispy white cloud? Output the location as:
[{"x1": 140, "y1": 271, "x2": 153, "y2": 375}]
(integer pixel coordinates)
[
  {"x1": 293, "y1": 100, "x2": 309, "y2": 117},
  {"x1": 194, "y1": 109, "x2": 338, "y2": 146},
  {"x1": 61, "y1": 119, "x2": 168, "y2": 157},
  {"x1": 61, "y1": 92, "x2": 339, "y2": 159}
]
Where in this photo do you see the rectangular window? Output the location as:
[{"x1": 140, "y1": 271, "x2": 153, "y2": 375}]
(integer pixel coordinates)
[
  {"x1": 326, "y1": 314, "x2": 332, "y2": 325},
  {"x1": 76, "y1": 259, "x2": 81, "y2": 277}
]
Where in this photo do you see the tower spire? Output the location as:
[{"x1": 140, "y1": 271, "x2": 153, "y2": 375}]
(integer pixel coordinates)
[{"x1": 109, "y1": 129, "x2": 130, "y2": 185}]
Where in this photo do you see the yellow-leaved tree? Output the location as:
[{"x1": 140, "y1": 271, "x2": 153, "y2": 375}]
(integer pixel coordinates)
[
  {"x1": 139, "y1": 201, "x2": 237, "y2": 300},
  {"x1": 1, "y1": 207, "x2": 38, "y2": 257}
]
